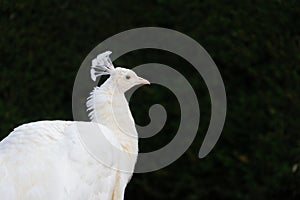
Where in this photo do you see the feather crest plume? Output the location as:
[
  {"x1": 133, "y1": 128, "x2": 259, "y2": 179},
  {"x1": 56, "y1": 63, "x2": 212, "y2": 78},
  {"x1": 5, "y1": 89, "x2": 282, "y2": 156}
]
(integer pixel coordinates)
[{"x1": 90, "y1": 51, "x2": 115, "y2": 81}]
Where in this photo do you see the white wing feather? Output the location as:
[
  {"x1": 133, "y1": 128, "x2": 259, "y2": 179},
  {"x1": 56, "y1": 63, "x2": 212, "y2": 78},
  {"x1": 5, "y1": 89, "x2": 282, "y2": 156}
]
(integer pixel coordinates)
[{"x1": 0, "y1": 121, "x2": 127, "y2": 200}]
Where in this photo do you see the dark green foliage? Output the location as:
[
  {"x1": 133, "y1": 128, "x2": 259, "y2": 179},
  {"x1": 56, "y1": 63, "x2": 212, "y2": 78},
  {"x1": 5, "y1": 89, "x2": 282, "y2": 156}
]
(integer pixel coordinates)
[{"x1": 0, "y1": 0, "x2": 299, "y2": 199}]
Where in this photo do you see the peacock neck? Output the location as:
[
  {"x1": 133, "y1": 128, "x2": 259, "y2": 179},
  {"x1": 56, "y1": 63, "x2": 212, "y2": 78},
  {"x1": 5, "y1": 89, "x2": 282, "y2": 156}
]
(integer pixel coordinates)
[{"x1": 87, "y1": 78, "x2": 138, "y2": 140}]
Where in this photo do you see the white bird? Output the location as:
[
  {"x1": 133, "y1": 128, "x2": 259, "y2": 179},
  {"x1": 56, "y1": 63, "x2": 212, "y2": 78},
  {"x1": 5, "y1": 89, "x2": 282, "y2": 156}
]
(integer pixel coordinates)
[{"x1": 0, "y1": 51, "x2": 150, "y2": 200}]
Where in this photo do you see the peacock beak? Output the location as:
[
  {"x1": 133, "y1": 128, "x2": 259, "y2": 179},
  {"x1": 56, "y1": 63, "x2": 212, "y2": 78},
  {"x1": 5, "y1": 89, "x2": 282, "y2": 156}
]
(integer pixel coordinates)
[{"x1": 137, "y1": 77, "x2": 150, "y2": 85}]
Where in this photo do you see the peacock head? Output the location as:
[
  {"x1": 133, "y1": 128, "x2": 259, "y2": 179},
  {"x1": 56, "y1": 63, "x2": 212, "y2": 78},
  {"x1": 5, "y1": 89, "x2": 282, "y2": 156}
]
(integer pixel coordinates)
[
  {"x1": 111, "y1": 67, "x2": 150, "y2": 92},
  {"x1": 90, "y1": 51, "x2": 150, "y2": 93}
]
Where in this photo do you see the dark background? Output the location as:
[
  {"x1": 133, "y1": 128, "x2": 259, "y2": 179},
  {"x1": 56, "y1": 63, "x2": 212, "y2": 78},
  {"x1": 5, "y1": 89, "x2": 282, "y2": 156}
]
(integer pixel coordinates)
[{"x1": 1, "y1": 0, "x2": 299, "y2": 199}]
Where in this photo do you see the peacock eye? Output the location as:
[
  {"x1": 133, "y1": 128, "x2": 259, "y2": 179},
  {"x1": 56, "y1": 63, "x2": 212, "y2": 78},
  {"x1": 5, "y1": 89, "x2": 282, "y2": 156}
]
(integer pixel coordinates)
[{"x1": 125, "y1": 75, "x2": 131, "y2": 80}]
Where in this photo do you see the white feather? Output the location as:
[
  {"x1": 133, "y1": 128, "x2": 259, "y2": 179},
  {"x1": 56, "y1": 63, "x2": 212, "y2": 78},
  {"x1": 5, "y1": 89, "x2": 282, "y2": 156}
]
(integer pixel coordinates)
[{"x1": 0, "y1": 51, "x2": 149, "y2": 200}]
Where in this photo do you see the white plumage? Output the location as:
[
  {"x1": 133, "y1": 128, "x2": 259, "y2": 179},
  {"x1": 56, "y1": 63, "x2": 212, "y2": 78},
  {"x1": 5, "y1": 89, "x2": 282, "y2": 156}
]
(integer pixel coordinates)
[{"x1": 0, "y1": 51, "x2": 150, "y2": 200}]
